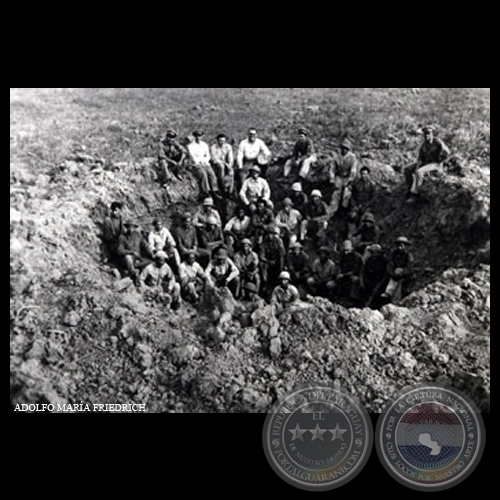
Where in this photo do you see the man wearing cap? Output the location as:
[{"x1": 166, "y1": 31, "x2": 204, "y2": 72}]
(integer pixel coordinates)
[
  {"x1": 147, "y1": 218, "x2": 181, "y2": 273},
  {"x1": 239, "y1": 165, "x2": 272, "y2": 207},
  {"x1": 329, "y1": 139, "x2": 358, "y2": 217},
  {"x1": 351, "y1": 166, "x2": 376, "y2": 217},
  {"x1": 287, "y1": 242, "x2": 311, "y2": 292},
  {"x1": 158, "y1": 130, "x2": 187, "y2": 183},
  {"x1": 271, "y1": 271, "x2": 300, "y2": 315},
  {"x1": 337, "y1": 240, "x2": 363, "y2": 301},
  {"x1": 362, "y1": 244, "x2": 388, "y2": 307},
  {"x1": 140, "y1": 251, "x2": 181, "y2": 310},
  {"x1": 353, "y1": 212, "x2": 382, "y2": 259},
  {"x1": 103, "y1": 201, "x2": 124, "y2": 261},
  {"x1": 188, "y1": 130, "x2": 219, "y2": 197},
  {"x1": 224, "y1": 206, "x2": 251, "y2": 256},
  {"x1": 404, "y1": 126, "x2": 450, "y2": 202},
  {"x1": 382, "y1": 237, "x2": 414, "y2": 302},
  {"x1": 198, "y1": 215, "x2": 225, "y2": 267},
  {"x1": 289, "y1": 183, "x2": 309, "y2": 216},
  {"x1": 178, "y1": 250, "x2": 207, "y2": 304},
  {"x1": 300, "y1": 190, "x2": 329, "y2": 245},
  {"x1": 260, "y1": 223, "x2": 286, "y2": 293},
  {"x1": 307, "y1": 247, "x2": 337, "y2": 298},
  {"x1": 206, "y1": 247, "x2": 240, "y2": 298},
  {"x1": 250, "y1": 198, "x2": 275, "y2": 248},
  {"x1": 192, "y1": 198, "x2": 222, "y2": 230},
  {"x1": 236, "y1": 128, "x2": 272, "y2": 191},
  {"x1": 116, "y1": 220, "x2": 143, "y2": 286},
  {"x1": 284, "y1": 128, "x2": 317, "y2": 180},
  {"x1": 234, "y1": 238, "x2": 260, "y2": 297},
  {"x1": 173, "y1": 213, "x2": 199, "y2": 261},
  {"x1": 275, "y1": 198, "x2": 303, "y2": 248},
  {"x1": 210, "y1": 134, "x2": 235, "y2": 195}
]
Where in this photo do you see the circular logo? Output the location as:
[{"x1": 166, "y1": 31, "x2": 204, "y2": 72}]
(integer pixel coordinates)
[
  {"x1": 262, "y1": 384, "x2": 373, "y2": 491},
  {"x1": 376, "y1": 383, "x2": 486, "y2": 491}
]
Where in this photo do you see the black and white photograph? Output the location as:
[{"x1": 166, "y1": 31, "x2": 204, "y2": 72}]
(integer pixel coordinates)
[{"x1": 10, "y1": 88, "x2": 490, "y2": 417}]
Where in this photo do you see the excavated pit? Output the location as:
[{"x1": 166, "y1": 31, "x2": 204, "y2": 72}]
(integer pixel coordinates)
[{"x1": 10, "y1": 153, "x2": 490, "y2": 413}]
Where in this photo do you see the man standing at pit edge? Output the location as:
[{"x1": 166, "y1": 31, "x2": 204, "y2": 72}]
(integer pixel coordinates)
[{"x1": 236, "y1": 128, "x2": 271, "y2": 191}]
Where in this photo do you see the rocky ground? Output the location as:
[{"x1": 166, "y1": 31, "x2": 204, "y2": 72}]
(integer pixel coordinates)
[{"x1": 10, "y1": 88, "x2": 490, "y2": 413}]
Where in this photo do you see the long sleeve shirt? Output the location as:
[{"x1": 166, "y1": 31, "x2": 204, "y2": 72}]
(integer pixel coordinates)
[
  {"x1": 206, "y1": 258, "x2": 240, "y2": 286},
  {"x1": 179, "y1": 261, "x2": 205, "y2": 286},
  {"x1": 117, "y1": 230, "x2": 142, "y2": 257},
  {"x1": 234, "y1": 250, "x2": 260, "y2": 277},
  {"x1": 199, "y1": 226, "x2": 224, "y2": 250},
  {"x1": 330, "y1": 152, "x2": 358, "y2": 181},
  {"x1": 305, "y1": 201, "x2": 328, "y2": 221},
  {"x1": 103, "y1": 216, "x2": 123, "y2": 249},
  {"x1": 237, "y1": 138, "x2": 271, "y2": 169},
  {"x1": 418, "y1": 138, "x2": 450, "y2": 166},
  {"x1": 147, "y1": 227, "x2": 177, "y2": 256},
  {"x1": 188, "y1": 141, "x2": 211, "y2": 166},
  {"x1": 224, "y1": 216, "x2": 251, "y2": 237},
  {"x1": 287, "y1": 251, "x2": 311, "y2": 278},
  {"x1": 275, "y1": 209, "x2": 302, "y2": 233},
  {"x1": 387, "y1": 249, "x2": 414, "y2": 278},
  {"x1": 240, "y1": 177, "x2": 271, "y2": 205},
  {"x1": 141, "y1": 263, "x2": 176, "y2": 289},
  {"x1": 210, "y1": 143, "x2": 234, "y2": 170},
  {"x1": 158, "y1": 140, "x2": 186, "y2": 163},
  {"x1": 173, "y1": 225, "x2": 198, "y2": 257},
  {"x1": 311, "y1": 258, "x2": 336, "y2": 282},
  {"x1": 352, "y1": 178, "x2": 376, "y2": 208},
  {"x1": 260, "y1": 236, "x2": 286, "y2": 265},
  {"x1": 338, "y1": 252, "x2": 363, "y2": 277},
  {"x1": 192, "y1": 208, "x2": 222, "y2": 228},
  {"x1": 292, "y1": 138, "x2": 315, "y2": 159},
  {"x1": 271, "y1": 285, "x2": 300, "y2": 308},
  {"x1": 355, "y1": 223, "x2": 382, "y2": 246}
]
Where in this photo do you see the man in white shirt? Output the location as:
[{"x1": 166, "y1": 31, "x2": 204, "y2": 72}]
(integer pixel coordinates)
[
  {"x1": 236, "y1": 128, "x2": 271, "y2": 190},
  {"x1": 188, "y1": 130, "x2": 219, "y2": 197},
  {"x1": 240, "y1": 166, "x2": 272, "y2": 207},
  {"x1": 205, "y1": 247, "x2": 240, "y2": 298},
  {"x1": 210, "y1": 133, "x2": 235, "y2": 195},
  {"x1": 147, "y1": 218, "x2": 180, "y2": 274},
  {"x1": 178, "y1": 250, "x2": 206, "y2": 304}
]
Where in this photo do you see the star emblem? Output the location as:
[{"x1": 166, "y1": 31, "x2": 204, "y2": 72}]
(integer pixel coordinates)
[
  {"x1": 288, "y1": 423, "x2": 307, "y2": 442},
  {"x1": 309, "y1": 424, "x2": 327, "y2": 441},
  {"x1": 329, "y1": 423, "x2": 347, "y2": 441}
]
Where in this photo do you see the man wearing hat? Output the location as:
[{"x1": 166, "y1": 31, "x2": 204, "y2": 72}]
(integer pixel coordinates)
[
  {"x1": 140, "y1": 251, "x2": 181, "y2": 310},
  {"x1": 250, "y1": 198, "x2": 275, "y2": 248},
  {"x1": 236, "y1": 128, "x2": 272, "y2": 191},
  {"x1": 287, "y1": 242, "x2": 311, "y2": 292},
  {"x1": 329, "y1": 138, "x2": 358, "y2": 217},
  {"x1": 382, "y1": 237, "x2": 414, "y2": 302},
  {"x1": 187, "y1": 130, "x2": 219, "y2": 198},
  {"x1": 147, "y1": 218, "x2": 181, "y2": 274},
  {"x1": 275, "y1": 197, "x2": 303, "y2": 248},
  {"x1": 234, "y1": 238, "x2": 260, "y2": 298},
  {"x1": 205, "y1": 247, "x2": 240, "y2": 298},
  {"x1": 404, "y1": 126, "x2": 450, "y2": 202},
  {"x1": 192, "y1": 197, "x2": 222, "y2": 230},
  {"x1": 198, "y1": 215, "x2": 225, "y2": 268},
  {"x1": 300, "y1": 190, "x2": 329, "y2": 246},
  {"x1": 353, "y1": 212, "x2": 382, "y2": 259},
  {"x1": 260, "y1": 223, "x2": 286, "y2": 294},
  {"x1": 289, "y1": 182, "x2": 309, "y2": 216},
  {"x1": 157, "y1": 129, "x2": 187, "y2": 184},
  {"x1": 241, "y1": 281, "x2": 266, "y2": 309},
  {"x1": 116, "y1": 220, "x2": 143, "y2": 286},
  {"x1": 173, "y1": 213, "x2": 199, "y2": 261},
  {"x1": 307, "y1": 246, "x2": 337, "y2": 298},
  {"x1": 284, "y1": 128, "x2": 317, "y2": 180},
  {"x1": 239, "y1": 165, "x2": 272, "y2": 207},
  {"x1": 178, "y1": 250, "x2": 207, "y2": 304},
  {"x1": 224, "y1": 205, "x2": 251, "y2": 256},
  {"x1": 337, "y1": 240, "x2": 363, "y2": 301},
  {"x1": 271, "y1": 271, "x2": 300, "y2": 315},
  {"x1": 210, "y1": 133, "x2": 235, "y2": 196},
  {"x1": 362, "y1": 244, "x2": 388, "y2": 307}
]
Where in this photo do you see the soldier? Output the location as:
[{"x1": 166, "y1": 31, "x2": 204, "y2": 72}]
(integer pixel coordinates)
[
  {"x1": 240, "y1": 165, "x2": 272, "y2": 208},
  {"x1": 353, "y1": 212, "x2": 382, "y2": 259},
  {"x1": 198, "y1": 216, "x2": 225, "y2": 267},
  {"x1": 404, "y1": 126, "x2": 450, "y2": 203},
  {"x1": 178, "y1": 250, "x2": 207, "y2": 304},
  {"x1": 102, "y1": 201, "x2": 124, "y2": 262},
  {"x1": 192, "y1": 197, "x2": 222, "y2": 230},
  {"x1": 287, "y1": 242, "x2": 311, "y2": 292},
  {"x1": 271, "y1": 271, "x2": 300, "y2": 315},
  {"x1": 206, "y1": 247, "x2": 240, "y2": 298},
  {"x1": 337, "y1": 240, "x2": 363, "y2": 301},
  {"x1": 284, "y1": 128, "x2": 317, "y2": 180},
  {"x1": 382, "y1": 237, "x2": 414, "y2": 302},
  {"x1": 147, "y1": 218, "x2": 180, "y2": 274},
  {"x1": 300, "y1": 189, "x2": 329, "y2": 247},
  {"x1": 362, "y1": 244, "x2": 388, "y2": 307},
  {"x1": 250, "y1": 198, "x2": 275, "y2": 249},
  {"x1": 236, "y1": 128, "x2": 272, "y2": 190},
  {"x1": 157, "y1": 129, "x2": 187, "y2": 183},
  {"x1": 260, "y1": 224, "x2": 286, "y2": 294},
  {"x1": 275, "y1": 198, "x2": 302, "y2": 248},
  {"x1": 289, "y1": 182, "x2": 309, "y2": 216},
  {"x1": 234, "y1": 238, "x2": 260, "y2": 297},
  {"x1": 224, "y1": 205, "x2": 251, "y2": 257},
  {"x1": 329, "y1": 139, "x2": 358, "y2": 217},
  {"x1": 141, "y1": 251, "x2": 181, "y2": 310},
  {"x1": 210, "y1": 133, "x2": 235, "y2": 196},
  {"x1": 188, "y1": 130, "x2": 219, "y2": 198},
  {"x1": 173, "y1": 213, "x2": 198, "y2": 261},
  {"x1": 307, "y1": 246, "x2": 337, "y2": 298}
]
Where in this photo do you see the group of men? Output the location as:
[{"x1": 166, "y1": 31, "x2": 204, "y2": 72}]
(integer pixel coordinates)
[{"x1": 103, "y1": 124, "x2": 450, "y2": 313}]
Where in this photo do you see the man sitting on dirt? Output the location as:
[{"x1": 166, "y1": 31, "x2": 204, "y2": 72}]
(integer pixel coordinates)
[
  {"x1": 307, "y1": 246, "x2": 337, "y2": 298},
  {"x1": 241, "y1": 282, "x2": 266, "y2": 309},
  {"x1": 236, "y1": 128, "x2": 272, "y2": 190},
  {"x1": 234, "y1": 238, "x2": 260, "y2": 298},
  {"x1": 353, "y1": 212, "x2": 382, "y2": 260},
  {"x1": 140, "y1": 251, "x2": 181, "y2": 310},
  {"x1": 116, "y1": 220, "x2": 144, "y2": 286},
  {"x1": 337, "y1": 240, "x2": 363, "y2": 301},
  {"x1": 173, "y1": 213, "x2": 198, "y2": 262},
  {"x1": 362, "y1": 244, "x2": 388, "y2": 307},
  {"x1": 329, "y1": 139, "x2": 358, "y2": 217},
  {"x1": 178, "y1": 250, "x2": 207, "y2": 304},
  {"x1": 404, "y1": 126, "x2": 450, "y2": 203},
  {"x1": 210, "y1": 133, "x2": 235, "y2": 196},
  {"x1": 193, "y1": 197, "x2": 222, "y2": 230},
  {"x1": 275, "y1": 198, "x2": 303, "y2": 249},
  {"x1": 284, "y1": 128, "x2": 317, "y2": 180},
  {"x1": 381, "y1": 236, "x2": 414, "y2": 303},
  {"x1": 300, "y1": 190, "x2": 329, "y2": 247},
  {"x1": 271, "y1": 271, "x2": 300, "y2": 315},
  {"x1": 289, "y1": 182, "x2": 309, "y2": 216},
  {"x1": 158, "y1": 129, "x2": 187, "y2": 184},
  {"x1": 224, "y1": 205, "x2": 251, "y2": 256},
  {"x1": 250, "y1": 198, "x2": 275, "y2": 249},
  {"x1": 188, "y1": 130, "x2": 219, "y2": 198},
  {"x1": 103, "y1": 201, "x2": 124, "y2": 262},
  {"x1": 287, "y1": 242, "x2": 311, "y2": 294},
  {"x1": 147, "y1": 218, "x2": 180, "y2": 274},
  {"x1": 260, "y1": 224, "x2": 286, "y2": 296},
  {"x1": 240, "y1": 166, "x2": 272, "y2": 208},
  {"x1": 351, "y1": 166, "x2": 376, "y2": 218},
  {"x1": 206, "y1": 247, "x2": 240, "y2": 298},
  {"x1": 198, "y1": 216, "x2": 225, "y2": 267}
]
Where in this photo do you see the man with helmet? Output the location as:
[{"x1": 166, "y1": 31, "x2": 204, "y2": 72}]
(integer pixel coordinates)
[
  {"x1": 307, "y1": 246, "x2": 337, "y2": 298},
  {"x1": 275, "y1": 197, "x2": 303, "y2": 248},
  {"x1": 353, "y1": 212, "x2": 382, "y2": 259},
  {"x1": 382, "y1": 236, "x2": 414, "y2": 302},
  {"x1": 287, "y1": 242, "x2": 311, "y2": 292},
  {"x1": 337, "y1": 240, "x2": 363, "y2": 301},
  {"x1": 260, "y1": 223, "x2": 286, "y2": 293},
  {"x1": 271, "y1": 271, "x2": 300, "y2": 315},
  {"x1": 300, "y1": 189, "x2": 329, "y2": 246},
  {"x1": 178, "y1": 249, "x2": 207, "y2": 304},
  {"x1": 206, "y1": 247, "x2": 240, "y2": 298},
  {"x1": 233, "y1": 238, "x2": 260, "y2": 297},
  {"x1": 289, "y1": 182, "x2": 309, "y2": 216},
  {"x1": 239, "y1": 165, "x2": 272, "y2": 207}
]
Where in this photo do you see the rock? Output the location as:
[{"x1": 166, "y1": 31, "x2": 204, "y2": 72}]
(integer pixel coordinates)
[
  {"x1": 108, "y1": 306, "x2": 129, "y2": 319},
  {"x1": 270, "y1": 338, "x2": 282, "y2": 360},
  {"x1": 114, "y1": 278, "x2": 133, "y2": 292},
  {"x1": 210, "y1": 326, "x2": 226, "y2": 344},
  {"x1": 120, "y1": 291, "x2": 148, "y2": 315},
  {"x1": 63, "y1": 311, "x2": 81, "y2": 327},
  {"x1": 401, "y1": 352, "x2": 417, "y2": 371},
  {"x1": 25, "y1": 337, "x2": 46, "y2": 360},
  {"x1": 135, "y1": 343, "x2": 153, "y2": 369}
]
